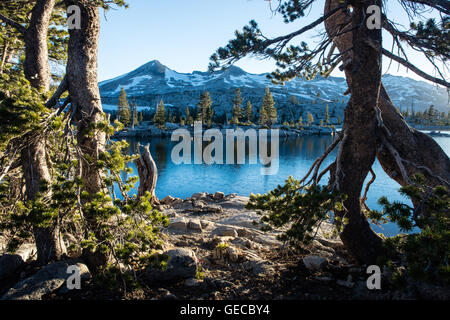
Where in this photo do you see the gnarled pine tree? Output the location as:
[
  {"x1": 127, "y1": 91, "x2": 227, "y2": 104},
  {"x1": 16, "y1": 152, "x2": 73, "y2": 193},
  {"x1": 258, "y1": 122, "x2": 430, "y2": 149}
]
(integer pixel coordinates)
[{"x1": 210, "y1": 0, "x2": 450, "y2": 264}]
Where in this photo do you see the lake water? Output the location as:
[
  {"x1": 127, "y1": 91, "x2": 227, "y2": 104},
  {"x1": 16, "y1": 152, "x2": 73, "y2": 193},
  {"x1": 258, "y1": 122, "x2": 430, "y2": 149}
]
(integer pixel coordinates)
[{"x1": 120, "y1": 132, "x2": 450, "y2": 237}]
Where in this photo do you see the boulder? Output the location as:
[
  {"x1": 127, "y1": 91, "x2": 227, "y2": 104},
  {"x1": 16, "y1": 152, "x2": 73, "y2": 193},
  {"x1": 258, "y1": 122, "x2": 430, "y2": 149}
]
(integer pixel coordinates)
[
  {"x1": 184, "y1": 278, "x2": 201, "y2": 287},
  {"x1": 226, "y1": 246, "x2": 240, "y2": 262},
  {"x1": 217, "y1": 212, "x2": 262, "y2": 229},
  {"x1": 168, "y1": 217, "x2": 188, "y2": 232},
  {"x1": 172, "y1": 198, "x2": 184, "y2": 205},
  {"x1": 213, "y1": 191, "x2": 225, "y2": 200},
  {"x1": 0, "y1": 254, "x2": 24, "y2": 282},
  {"x1": 206, "y1": 204, "x2": 223, "y2": 213},
  {"x1": 236, "y1": 228, "x2": 249, "y2": 237},
  {"x1": 162, "y1": 208, "x2": 178, "y2": 218},
  {"x1": 1, "y1": 261, "x2": 90, "y2": 300},
  {"x1": 200, "y1": 220, "x2": 214, "y2": 229},
  {"x1": 161, "y1": 195, "x2": 175, "y2": 205},
  {"x1": 212, "y1": 226, "x2": 238, "y2": 237},
  {"x1": 219, "y1": 196, "x2": 249, "y2": 209},
  {"x1": 147, "y1": 248, "x2": 197, "y2": 282},
  {"x1": 188, "y1": 219, "x2": 203, "y2": 232},
  {"x1": 15, "y1": 243, "x2": 37, "y2": 262},
  {"x1": 191, "y1": 192, "x2": 208, "y2": 201},
  {"x1": 242, "y1": 258, "x2": 274, "y2": 276},
  {"x1": 193, "y1": 200, "x2": 207, "y2": 210},
  {"x1": 252, "y1": 234, "x2": 281, "y2": 246},
  {"x1": 251, "y1": 261, "x2": 274, "y2": 276},
  {"x1": 302, "y1": 255, "x2": 328, "y2": 271},
  {"x1": 171, "y1": 201, "x2": 193, "y2": 211}
]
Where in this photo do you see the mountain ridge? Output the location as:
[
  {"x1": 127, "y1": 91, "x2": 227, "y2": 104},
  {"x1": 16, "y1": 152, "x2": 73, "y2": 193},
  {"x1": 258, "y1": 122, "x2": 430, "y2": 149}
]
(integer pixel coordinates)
[{"x1": 99, "y1": 60, "x2": 449, "y2": 118}]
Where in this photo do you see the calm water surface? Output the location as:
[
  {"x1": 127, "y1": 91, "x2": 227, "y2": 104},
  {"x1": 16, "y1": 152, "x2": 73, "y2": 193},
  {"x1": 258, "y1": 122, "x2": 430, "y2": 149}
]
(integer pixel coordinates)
[{"x1": 119, "y1": 132, "x2": 450, "y2": 237}]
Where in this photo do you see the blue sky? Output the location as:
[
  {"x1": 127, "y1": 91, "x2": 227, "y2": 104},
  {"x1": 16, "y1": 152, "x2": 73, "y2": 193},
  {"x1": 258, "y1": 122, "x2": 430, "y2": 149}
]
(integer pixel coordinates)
[{"x1": 97, "y1": 0, "x2": 445, "y2": 83}]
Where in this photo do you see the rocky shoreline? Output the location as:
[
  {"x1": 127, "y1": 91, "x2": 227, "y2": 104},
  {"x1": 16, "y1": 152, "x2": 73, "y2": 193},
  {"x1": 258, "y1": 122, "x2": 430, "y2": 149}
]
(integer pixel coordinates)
[
  {"x1": 113, "y1": 123, "x2": 336, "y2": 139},
  {"x1": 1, "y1": 192, "x2": 448, "y2": 300}
]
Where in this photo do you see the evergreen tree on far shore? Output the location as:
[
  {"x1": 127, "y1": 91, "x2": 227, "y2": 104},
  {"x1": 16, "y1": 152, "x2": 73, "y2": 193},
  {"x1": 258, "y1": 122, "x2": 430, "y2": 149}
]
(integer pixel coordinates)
[
  {"x1": 262, "y1": 86, "x2": 277, "y2": 126},
  {"x1": 231, "y1": 88, "x2": 244, "y2": 124},
  {"x1": 307, "y1": 112, "x2": 314, "y2": 126},
  {"x1": 245, "y1": 101, "x2": 253, "y2": 123},
  {"x1": 325, "y1": 104, "x2": 330, "y2": 124},
  {"x1": 118, "y1": 87, "x2": 131, "y2": 126},
  {"x1": 185, "y1": 106, "x2": 193, "y2": 125},
  {"x1": 258, "y1": 104, "x2": 268, "y2": 126},
  {"x1": 154, "y1": 99, "x2": 167, "y2": 128},
  {"x1": 198, "y1": 92, "x2": 213, "y2": 126}
]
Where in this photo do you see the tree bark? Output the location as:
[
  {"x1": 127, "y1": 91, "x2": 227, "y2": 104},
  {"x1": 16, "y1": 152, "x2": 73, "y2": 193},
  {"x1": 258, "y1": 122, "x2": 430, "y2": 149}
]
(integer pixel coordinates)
[
  {"x1": 24, "y1": 0, "x2": 54, "y2": 92},
  {"x1": 323, "y1": 0, "x2": 450, "y2": 264},
  {"x1": 331, "y1": 0, "x2": 385, "y2": 264},
  {"x1": 64, "y1": 1, "x2": 108, "y2": 270},
  {"x1": 324, "y1": 0, "x2": 450, "y2": 188},
  {"x1": 0, "y1": 40, "x2": 10, "y2": 75},
  {"x1": 65, "y1": 0, "x2": 106, "y2": 197},
  {"x1": 20, "y1": 0, "x2": 65, "y2": 265}
]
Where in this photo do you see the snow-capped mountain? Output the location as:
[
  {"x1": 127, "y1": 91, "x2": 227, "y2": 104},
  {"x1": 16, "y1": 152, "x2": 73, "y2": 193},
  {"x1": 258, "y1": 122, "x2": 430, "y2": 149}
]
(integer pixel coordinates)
[
  {"x1": 382, "y1": 74, "x2": 448, "y2": 112},
  {"x1": 99, "y1": 60, "x2": 448, "y2": 119}
]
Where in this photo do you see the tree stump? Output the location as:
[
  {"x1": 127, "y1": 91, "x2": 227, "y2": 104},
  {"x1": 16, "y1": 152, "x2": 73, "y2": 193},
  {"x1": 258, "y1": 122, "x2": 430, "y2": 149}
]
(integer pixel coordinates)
[{"x1": 135, "y1": 143, "x2": 159, "y2": 204}]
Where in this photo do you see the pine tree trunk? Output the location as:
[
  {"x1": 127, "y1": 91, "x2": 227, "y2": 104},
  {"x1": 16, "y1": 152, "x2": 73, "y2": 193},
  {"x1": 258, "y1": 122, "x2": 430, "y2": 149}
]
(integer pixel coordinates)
[
  {"x1": 20, "y1": 0, "x2": 64, "y2": 265},
  {"x1": 21, "y1": 140, "x2": 65, "y2": 264},
  {"x1": 65, "y1": 0, "x2": 106, "y2": 197},
  {"x1": 324, "y1": 0, "x2": 450, "y2": 188},
  {"x1": 331, "y1": 0, "x2": 385, "y2": 264},
  {"x1": 64, "y1": 1, "x2": 108, "y2": 270},
  {"x1": 24, "y1": 0, "x2": 54, "y2": 92},
  {"x1": 323, "y1": 0, "x2": 450, "y2": 264}
]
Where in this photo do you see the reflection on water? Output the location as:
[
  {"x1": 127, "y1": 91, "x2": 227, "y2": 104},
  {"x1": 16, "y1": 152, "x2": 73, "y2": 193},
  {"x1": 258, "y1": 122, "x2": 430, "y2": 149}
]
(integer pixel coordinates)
[{"x1": 120, "y1": 134, "x2": 449, "y2": 237}]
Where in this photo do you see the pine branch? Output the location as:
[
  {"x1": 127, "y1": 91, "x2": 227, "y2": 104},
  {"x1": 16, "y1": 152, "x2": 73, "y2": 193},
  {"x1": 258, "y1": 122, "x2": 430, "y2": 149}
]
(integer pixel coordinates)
[
  {"x1": 405, "y1": 0, "x2": 450, "y2": 15},
  {"x1": 261, "y1": 2, "x2": 348, "y2": 49},
  {"x1": 383, "y1": 19, "x2": 450, "y2": 60},
  {"x1": 382, "y1": 48, "x2": 450, "y2": 88},
  {"x1": 0, "y1": 12, "x2": 27, "y2": 34}
]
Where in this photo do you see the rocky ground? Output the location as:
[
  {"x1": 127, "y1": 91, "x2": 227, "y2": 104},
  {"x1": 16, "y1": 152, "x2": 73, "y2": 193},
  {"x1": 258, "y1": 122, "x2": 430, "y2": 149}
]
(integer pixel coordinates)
[{"x1": 1, "y1": 192, "x2": 448, "y2": 300}]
